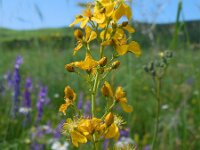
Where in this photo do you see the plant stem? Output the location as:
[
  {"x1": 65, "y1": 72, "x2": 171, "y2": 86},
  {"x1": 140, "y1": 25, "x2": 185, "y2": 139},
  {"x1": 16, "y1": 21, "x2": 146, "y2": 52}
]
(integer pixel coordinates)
[
  {"x1": 91, "y1": 44, "x2": 104, "y2": 149},
  {"x1": 101, "y1": 100, "x2": 116, "y2": 119},
  {"x1": 152, "y1": 78, "x2": 161, "y2": 150},
  {"x1": 91, "y1": 73, "x2": 100, "y2": 117}
]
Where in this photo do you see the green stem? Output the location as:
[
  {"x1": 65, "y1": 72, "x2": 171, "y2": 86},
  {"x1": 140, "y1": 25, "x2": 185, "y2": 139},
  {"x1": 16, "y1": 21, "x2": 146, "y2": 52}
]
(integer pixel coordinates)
[
  {"x1": 91, "y1": 72, "x2": 100, "y2": 117},
  {"x1": 101, "y1": 100, "x2": 117, "y2": 119},
  {"x1": 91, "y1": 45, "x2": 104, "y2": 149},
  {"x1": 152, "y1": 78, "x2": 161, "y2": 150}
]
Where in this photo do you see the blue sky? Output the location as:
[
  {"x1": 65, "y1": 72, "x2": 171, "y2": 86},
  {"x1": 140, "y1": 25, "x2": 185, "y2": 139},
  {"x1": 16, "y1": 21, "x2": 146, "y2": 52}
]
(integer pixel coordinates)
[{"x1": 0, "y1": 0, "x2": 200, "y2": 30}]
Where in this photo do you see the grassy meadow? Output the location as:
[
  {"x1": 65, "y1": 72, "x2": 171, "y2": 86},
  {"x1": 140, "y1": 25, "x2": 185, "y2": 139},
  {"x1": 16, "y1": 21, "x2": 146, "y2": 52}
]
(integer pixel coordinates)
[{"x1": 0, "y1": 21, "x2": 200, "y2": 150}]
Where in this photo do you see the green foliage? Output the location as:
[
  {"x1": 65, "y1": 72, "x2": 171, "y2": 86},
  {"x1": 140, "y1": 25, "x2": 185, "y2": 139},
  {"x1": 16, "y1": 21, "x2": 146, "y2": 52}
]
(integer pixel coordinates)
[{"x1": 1, "y1": 20, "x2": 200, "y2": 50}]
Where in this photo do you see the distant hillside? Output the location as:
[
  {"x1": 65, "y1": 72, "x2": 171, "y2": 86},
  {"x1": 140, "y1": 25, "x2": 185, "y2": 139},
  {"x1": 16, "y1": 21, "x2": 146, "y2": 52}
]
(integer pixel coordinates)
[{"x1": 0, "y1": 20, "x2": 199, "y2": 50}]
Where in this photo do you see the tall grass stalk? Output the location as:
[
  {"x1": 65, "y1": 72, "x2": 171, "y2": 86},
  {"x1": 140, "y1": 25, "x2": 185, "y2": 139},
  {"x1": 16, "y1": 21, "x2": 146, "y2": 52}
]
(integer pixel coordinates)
[{"x1": 151, "y1": 77, "x2": 161, "y2": 150}]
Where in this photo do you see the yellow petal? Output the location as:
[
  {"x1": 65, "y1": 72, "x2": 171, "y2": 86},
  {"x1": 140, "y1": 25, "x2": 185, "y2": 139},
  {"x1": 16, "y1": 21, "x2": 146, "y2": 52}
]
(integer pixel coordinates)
[
  {"x1": 105, "y1": 3, "x2": 115, "y2": 17},
  {"x1": 69, "y1": 17, "x2": 84, "y2": 27},
  {"x1": 59, "y1": 103, "x2": 70, "y2": 115},
  {"x1": 85, "y1": 26, "x2": 97, "y2": 43},
  {"x1": 92, "y1": 13, "x2": 106, "y2": 24},
  {"x1": 64, "y1": 86, "x2": 76, "y2": 101},
  {"x1": 123, "y1": 24, "x2": 135, "y2": 33},
  {"x1": 104, "y1": 123, "x2": 119, "y2": 139},
  {"x1": 101, "y1": 40, "x2": 112, "y2": 46},
  {"x1": 124, "y1": 3, "x2": 132, "y2": 20},
  {"x1": 114, "y1": 129, "x2": 120, "y2": 140},
  {"x1": 88, "y1": 31, "x2": 97, "y2": 43},
  {"x1": 101, "y1": 81, "x2": 114, "y2": 98},
  {"x1": 119, "y1": 97, "x2": 127, "y2": 103},
  {"x1": 74, "y1": 53, "x2": 98, "y2": 70},
  {"x1": 115, "y1": 86, "x2": 126, "y2": 101},
  {"x1": 121, "y1": 102, "x2": 133, "y2": 113},
  {"x1": 113, "y1": 3, "x2": 132, "y2": 21},
  {"x1": 100, "y1": 29, "x2": 112, "y2": 40},
  {"x1": 80, "y1": 18, "x2": 89, "y2": 28},
  {"x1": 72, "y1": 139, "x2": 79, "y2": 147},
  {"x1": 115, "y1": 45, "x2": 129, "y2": 56},
  {"x1": 128, "y1": 41, "x2": 141, "y2": 56},
  {"x1": 85, "y1": 26, "x2": 92, "y2": 40},
  {"x1": 74, "y1": 42, "x2": 83, "y2": 54},
  {"x1": 98, "y1": 22, "x2": 107, "y2": 28},
  {"x1": 71, "y1": 130, "x2": 87, "y2": 144}
]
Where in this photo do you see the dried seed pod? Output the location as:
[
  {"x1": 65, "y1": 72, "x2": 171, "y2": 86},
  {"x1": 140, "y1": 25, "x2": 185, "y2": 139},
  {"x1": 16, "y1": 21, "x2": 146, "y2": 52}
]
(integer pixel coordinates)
[
  {"x1": 112, "y1": 61, "x2": 120, "y2": 69},
  {"x1": 143, "y1": 65, "x2": 149, "y2": 73},
  {"x1": 165, "y1": 51, "x2": 173, "y2": 58},
  {"x1": 99, "y1": 57, "x2": 107, "y2": 67},
  {"x1": 65, "y1": 64, "x2": 75, "y2": 72},
  {"x1": 122, "y1": 21, "x2": 129, "y2": 27},
  {"x1": 74, "y1": 29, "x2": 83, "y2": 40}
]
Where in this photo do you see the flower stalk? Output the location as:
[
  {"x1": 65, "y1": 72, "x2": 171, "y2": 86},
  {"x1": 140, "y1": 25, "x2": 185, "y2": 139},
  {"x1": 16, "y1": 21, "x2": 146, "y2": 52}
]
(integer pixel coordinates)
[
  {"x1": 152, "y1": 77, "x2": 161, "y2": 150},
  {"x1": 59, "y1": 0, "x2": 141, "y2": 148}
]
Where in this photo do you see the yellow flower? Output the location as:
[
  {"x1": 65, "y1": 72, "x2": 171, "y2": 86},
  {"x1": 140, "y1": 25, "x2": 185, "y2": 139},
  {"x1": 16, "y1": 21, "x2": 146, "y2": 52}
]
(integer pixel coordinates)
[
  {"x1": 115, "y1": 86, "x2": 133, "y2": 113},
  {"x1": 116, "y1": 41, "x2": 141, "y2": 56},
  {"x1": 104, "y1": 123, "x2": 119, "y2": 139},
  {"x1": 64, "y1": 86, "x2": 76, "y2": 101},
  {"x1": 78, "y1": 118, "x2": 102, "y2": 135},
  {"x1": 74, "y1": 26, "x2": 97, "y2": 55},
  {"x1": 73, "y1": 53, "x2": 99, "y2": 71},
  {"x1": 59, "y1": 103, "x2": 70, "y2": 115},
  {"x1": 70, "y1": 7, "x2": 93, "y2": 28},
  {"x1": 93, "y1": 0, "x2": 115, "y2": 23},
  {"x1": 85, "y1": 26, "x2": 97, "y2": 43},
  {"x1": 92, "y1": 5, "x2": 106, "y2": 24},
  {"x1": 62, "y1": 118, "x2": 87, "y2": 147},
  {"x1": 59, "y1": 86, "x2": 76, "y2": 115},
  {"x1": 104, "y1": 115, "x2": 125, "y2": 140},
  {"x1": 113, "y1": 2, "x2": 132, "y2": 21}
]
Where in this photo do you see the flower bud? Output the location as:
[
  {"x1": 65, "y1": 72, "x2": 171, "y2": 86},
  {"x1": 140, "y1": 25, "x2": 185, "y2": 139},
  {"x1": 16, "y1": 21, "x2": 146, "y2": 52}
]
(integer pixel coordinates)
[
  {"x1": 65, "y1": 64, "x2": 75, "y2": 72},
  {"x1": 105, "y1": 112, "x2": 114, "y2": 126},
  {"x1": 112, "y1": 61, "x2": 120, "y2": 69},
  {"x1": 74, "y1": 29, "x2": 83, "y2": 40},
  {"x1": 122, "y1": 21, "x2": 128, "y2": 27},
  {"x1": 98, "y1": 57, "x2": 107, "y2": 67},
  {"x1": 112, "y1": 23, "x2": 117, "y2": 29},
  {"x1": 75, "y1": 15, "x2": 83, "y2": 19}
]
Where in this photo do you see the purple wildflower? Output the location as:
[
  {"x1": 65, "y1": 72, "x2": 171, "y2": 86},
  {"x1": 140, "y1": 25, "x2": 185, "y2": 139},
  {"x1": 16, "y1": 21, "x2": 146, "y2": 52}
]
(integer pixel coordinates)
[
  {"x1": 12, "y1": 56, "x2": 23, "y2": 118},
  {"x1": 54, "y1": 120, "x2": 65, "y2": 139},
  {"x1": 77, "y1": 92, "x2": 83, "y2": 109},
  {"x1": 104, "y1": 139, "x2": 109, "y2": 150},
  {"x1": 19, "y1": 78, "x2": 32, "y2": 126},
  {"x1": 120, "y1": 128, "x2": 130, "y2": 139},
  {"x1": 45, "y1": 121, "x2": 53, "y2": 134},
  {"x1": 36, "y1": 86, "x2": 49, "y2": 123},
  {"x1": 23, "y1": 78, "x2": 32, "y2": 109},
  {"x1": 143, "y1": 145, "x2": 151, "y2": 150},
  {"x1": 84, "y1": 100, "x2": 91, "y2": 117}
]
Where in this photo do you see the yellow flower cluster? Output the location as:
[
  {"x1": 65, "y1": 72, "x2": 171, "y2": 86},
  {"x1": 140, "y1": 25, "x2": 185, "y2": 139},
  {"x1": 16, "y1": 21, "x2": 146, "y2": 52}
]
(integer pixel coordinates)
[
  {"x1": 62, "y1": 113, "x2": 125, "y2": 147},
  {"x1": 59, "y1": 0, "x2": 141, "y2": 148}
]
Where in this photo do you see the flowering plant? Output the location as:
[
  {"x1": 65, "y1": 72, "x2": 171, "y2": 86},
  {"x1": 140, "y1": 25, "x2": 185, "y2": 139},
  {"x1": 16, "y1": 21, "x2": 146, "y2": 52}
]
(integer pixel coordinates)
[{"x1": 59, "y1": 0, "x2": 141, "y2": 149}]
